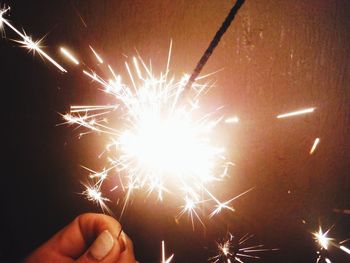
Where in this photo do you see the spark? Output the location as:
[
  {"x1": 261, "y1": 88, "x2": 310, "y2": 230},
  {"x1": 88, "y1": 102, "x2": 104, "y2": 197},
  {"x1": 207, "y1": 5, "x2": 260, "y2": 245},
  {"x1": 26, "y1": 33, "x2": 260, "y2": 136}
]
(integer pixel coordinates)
[
  {"x1": 207, "y1": 187, "x2": 254, "y2": 218},
  {"x1": 309, "y1": 138, "x2": 320, "y2": 155},
  {"x1": 0, "y1": 7, "x2": 66, "y2": 72},
  {"x1": 82, "y1": 182, "x2": 111, "y2": 214},
  {"x1": 340, "y1": 245, "x2": 350, "y2": 255},
  {"x1": 60, "y1": 47, "x2": 80, "y2": 65},
  {"x1": 313, "y1": 225, "x2": 334, "y2": 250},
  {"x1": 161, "y1": 241, "x2": 174, "y2": 263},
  {"x1": 89, "y1": 45, "x2": 104, "y2": 64},
  {"x1": 0, "y1": 6, "x2": 10, "y2": 31},
  {"x1": 225, "y1": 116, "x2": 239, "y2": 124},
  {"x1": 177, "y1": 197, "x2": 205, "y2": 229},
  {"x1": 209, "y1": 233, "x2": 277, "y2": 263},
  {"x1": 276, "y1": 107, "x2": 315, "y2": 119}
]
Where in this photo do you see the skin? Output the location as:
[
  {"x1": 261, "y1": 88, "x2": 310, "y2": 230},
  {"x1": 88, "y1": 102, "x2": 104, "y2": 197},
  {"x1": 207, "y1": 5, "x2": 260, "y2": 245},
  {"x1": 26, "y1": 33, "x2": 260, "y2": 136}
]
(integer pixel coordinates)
[{"x1": 24, "y1": 213, "x2": 137, "y2": 263}]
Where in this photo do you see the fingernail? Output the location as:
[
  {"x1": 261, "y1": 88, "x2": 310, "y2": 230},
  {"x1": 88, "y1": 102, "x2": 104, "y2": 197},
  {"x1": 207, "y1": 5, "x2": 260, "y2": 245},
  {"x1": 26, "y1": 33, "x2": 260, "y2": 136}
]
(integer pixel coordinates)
[
  {"x1": 90, "y1": 230, "x2": 114, "y2": 260},
  {"x1": 118, "y1": 231, "x2": 127, "y2": 253}
]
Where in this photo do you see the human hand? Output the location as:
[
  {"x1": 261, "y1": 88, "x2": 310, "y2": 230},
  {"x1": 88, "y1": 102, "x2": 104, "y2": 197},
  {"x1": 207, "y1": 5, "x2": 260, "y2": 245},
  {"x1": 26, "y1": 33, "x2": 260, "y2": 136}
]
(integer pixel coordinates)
[{"x1": 24, "y1": 213, "x2": 137, "y2": 263}]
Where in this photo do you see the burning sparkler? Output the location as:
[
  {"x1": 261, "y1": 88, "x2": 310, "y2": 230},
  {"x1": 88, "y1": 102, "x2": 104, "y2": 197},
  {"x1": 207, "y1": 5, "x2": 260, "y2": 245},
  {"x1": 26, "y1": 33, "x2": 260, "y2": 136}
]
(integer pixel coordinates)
[
  {"x1": 209, "y1": 233, "x2": 278, "y2": 263},
  {"x1": 0, "y1": 2, "x2": 252, "y2": 228},
  {"x1": 60, "y1": 41, "x2": 250, "y2": 226}
]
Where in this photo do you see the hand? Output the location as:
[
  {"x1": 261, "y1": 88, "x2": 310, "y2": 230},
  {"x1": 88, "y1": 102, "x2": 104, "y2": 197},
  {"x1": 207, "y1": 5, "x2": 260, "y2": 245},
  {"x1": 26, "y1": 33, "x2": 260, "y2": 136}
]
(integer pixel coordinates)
[{"x1": 24, "y1": 213, "x2": 137, "y2": 263}]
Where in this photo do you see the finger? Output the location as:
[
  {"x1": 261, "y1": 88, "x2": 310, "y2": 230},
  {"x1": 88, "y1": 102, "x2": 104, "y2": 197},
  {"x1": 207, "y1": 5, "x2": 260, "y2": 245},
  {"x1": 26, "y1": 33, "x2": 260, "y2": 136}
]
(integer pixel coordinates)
[
  {"x1": 76, "y1": 229, "x2": 124, "y2": 263},
  {"x1": 117, "y1": 232, "x2": 137, "y2": 263},
  {"x1": 49, "y1": 213, "x2": 124, "y2": 260}
]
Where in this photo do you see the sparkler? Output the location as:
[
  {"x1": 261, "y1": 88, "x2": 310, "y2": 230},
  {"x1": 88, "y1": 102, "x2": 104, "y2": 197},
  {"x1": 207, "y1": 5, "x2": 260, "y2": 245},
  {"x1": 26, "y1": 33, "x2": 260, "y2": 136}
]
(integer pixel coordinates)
[
  {"x1": 1, "y1": 2, "x2": 251, "y2": 228},
  {"x1": 60, "y1": 42, "x2": 250, "y2": 226},
  {"x1": 5, "y1": 3, "x2": 347, "y2": 263},
  {"x1": 209, "y1": 233, "x2": 278, "y2": 263},
  {"x1": 0, "y1": 7, "x2": 66, "y2": 72}
]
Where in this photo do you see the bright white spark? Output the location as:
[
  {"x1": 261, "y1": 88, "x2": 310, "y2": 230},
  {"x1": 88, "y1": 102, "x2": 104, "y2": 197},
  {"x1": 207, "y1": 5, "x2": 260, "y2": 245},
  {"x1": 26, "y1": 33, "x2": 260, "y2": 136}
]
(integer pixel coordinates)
[
  {"x1": 0, "y1": 7, "x2": 10, "y2": 29},
  {"x1": 340, "y1": 245, "x2": 350, "y2": 255},
  {"x1": 89, "y1": 45, "x2": 104, "y2": 64},
  {"x1": 161, "y1": 241, "x2": 174, "y2": 263},
  {"x1": 207, "y1": 187, "x2": 254, "y2": 218},
  {"x1": 313, "y1": 226, "x2": 334, "y2": 250},
  {"x1": 277, "y1": 107, "x2": 315, "y2": 119},
  {"x1": 82, "y1": 183, "x2": 111, "y2": 214},
  {"x1": 177, "y1": 197, "x2": 205, "y2": 229},
  {"x1": 309, "y1": 137, "x2": 320, "y2": 155},
  {"x1": 0, "y1": 8, "x2": 66, "y2": 72},
  {"x1": 60, "y1": 47, "x2": 80, "y2": 65},
  {"x1": 225, "y1": 116, "x2": 239, "y2": 124}
]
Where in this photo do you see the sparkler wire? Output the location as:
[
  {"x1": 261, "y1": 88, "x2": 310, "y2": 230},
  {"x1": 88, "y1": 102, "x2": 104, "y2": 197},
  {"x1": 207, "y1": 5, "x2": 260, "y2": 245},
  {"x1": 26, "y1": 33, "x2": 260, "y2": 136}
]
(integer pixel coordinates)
[{"x1": 184, "y1": 0, "x2": 245, "y2": 91}]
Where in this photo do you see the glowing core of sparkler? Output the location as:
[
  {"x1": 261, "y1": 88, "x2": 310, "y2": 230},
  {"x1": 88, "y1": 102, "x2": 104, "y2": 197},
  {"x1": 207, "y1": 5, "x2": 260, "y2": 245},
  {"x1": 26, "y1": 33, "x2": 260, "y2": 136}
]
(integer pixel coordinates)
[{"x1": 119, "y1": 110, "x2": 224, "y2": 179}]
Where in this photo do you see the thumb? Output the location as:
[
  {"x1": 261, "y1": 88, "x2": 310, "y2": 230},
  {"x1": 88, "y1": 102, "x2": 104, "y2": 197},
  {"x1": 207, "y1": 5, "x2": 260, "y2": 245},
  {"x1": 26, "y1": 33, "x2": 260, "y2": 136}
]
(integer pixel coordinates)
[{"x1": 76, "y1": 229, "x2": 126, "y2": 263}]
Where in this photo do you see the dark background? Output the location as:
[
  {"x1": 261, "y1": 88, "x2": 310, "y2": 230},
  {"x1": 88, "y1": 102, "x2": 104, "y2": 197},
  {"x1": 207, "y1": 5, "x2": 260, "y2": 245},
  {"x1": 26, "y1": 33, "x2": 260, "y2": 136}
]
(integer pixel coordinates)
[{"x1": 1, "y1": 0, "x2": 349, "y2": 262}]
